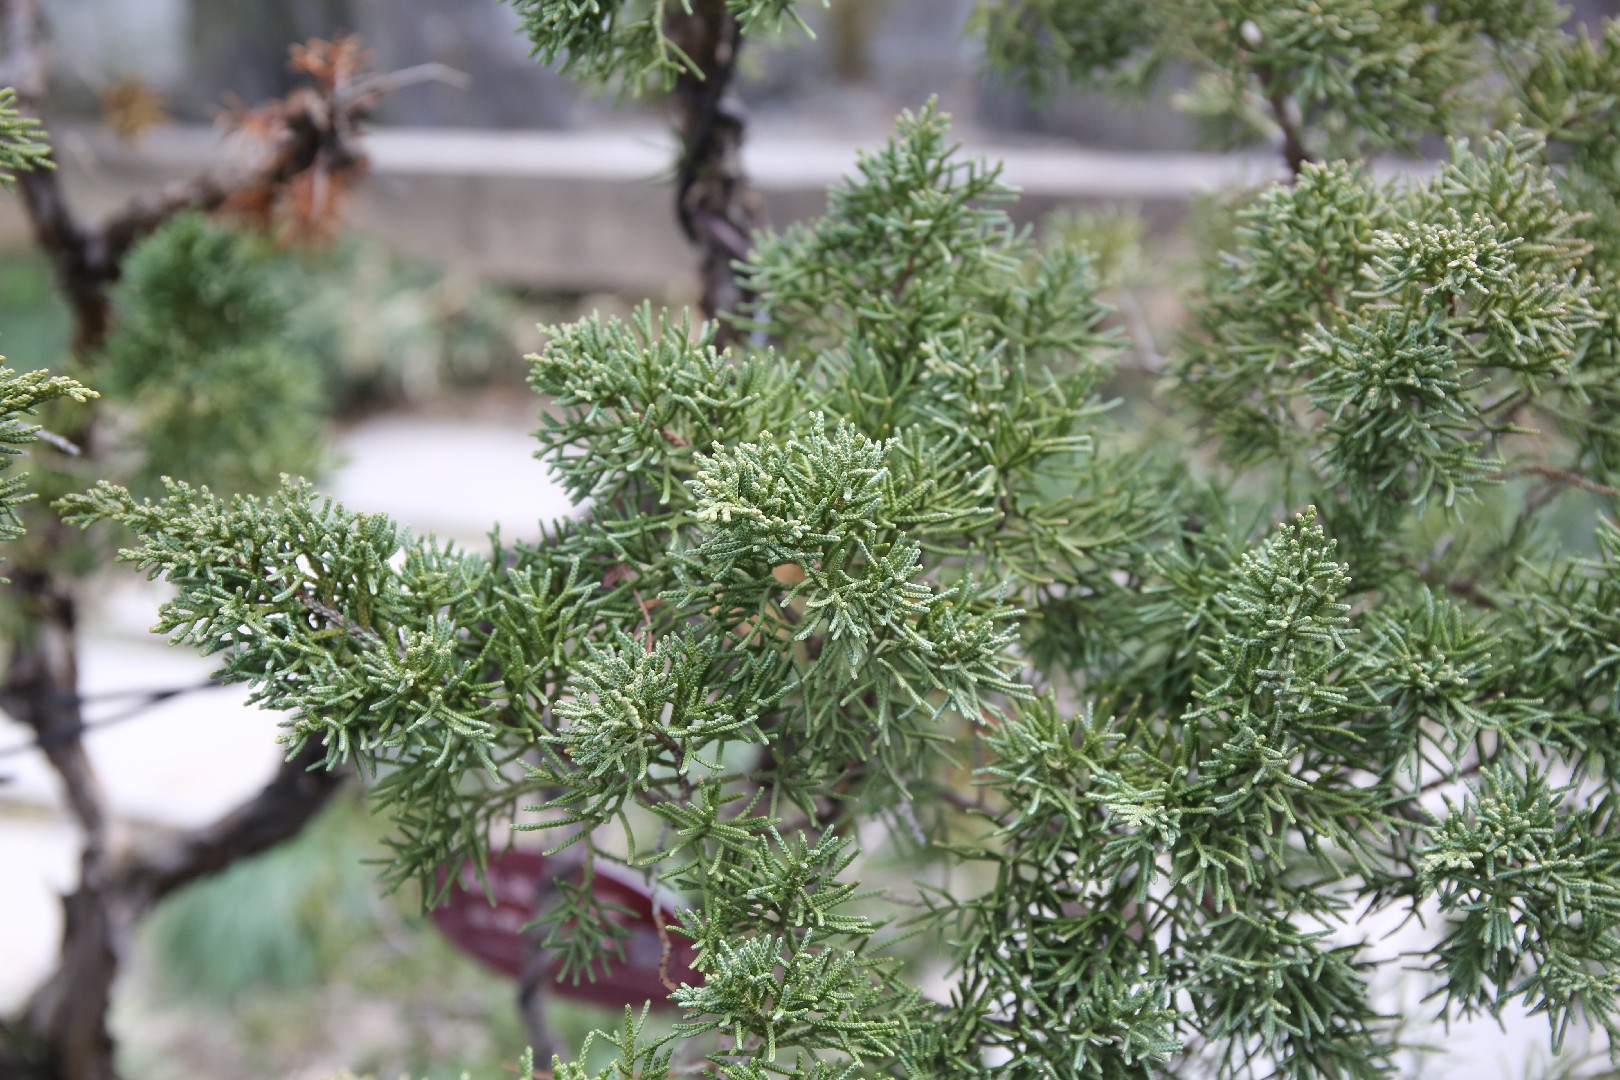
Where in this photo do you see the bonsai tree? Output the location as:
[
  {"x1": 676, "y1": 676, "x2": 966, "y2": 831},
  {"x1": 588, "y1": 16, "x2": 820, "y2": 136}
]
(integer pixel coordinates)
[{"x1": 56, "y1": 1, "x2": 1620, "y2": 1076}]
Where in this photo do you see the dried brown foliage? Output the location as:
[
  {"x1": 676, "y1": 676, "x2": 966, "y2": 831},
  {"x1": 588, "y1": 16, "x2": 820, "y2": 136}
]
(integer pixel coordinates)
[{"x1": 218, "y1": 35, "x2": 381, "y2": 244}]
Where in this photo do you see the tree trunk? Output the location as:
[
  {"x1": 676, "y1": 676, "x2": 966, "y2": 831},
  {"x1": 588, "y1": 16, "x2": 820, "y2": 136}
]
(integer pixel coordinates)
[
  {"x1": 667, "y1": 0, "x2": 756, "y2": 341},
  {"x1": 4, "y1": 562, "x2": 122, "y2": 1080}
]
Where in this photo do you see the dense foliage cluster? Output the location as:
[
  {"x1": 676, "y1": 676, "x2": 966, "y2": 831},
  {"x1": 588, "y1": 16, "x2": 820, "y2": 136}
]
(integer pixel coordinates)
[
  {"x1": 99, "y1": 212, "x2": 326, "y2": 497},
  {"x1": 53, "y1": 2, "x2": 1620, "y2": 1078}
]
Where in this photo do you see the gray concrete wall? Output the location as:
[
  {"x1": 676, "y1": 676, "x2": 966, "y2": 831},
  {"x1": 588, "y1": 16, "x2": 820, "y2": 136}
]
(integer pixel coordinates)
[
  {"x1": 349, "y1": 0, "x2": 577, "y2": 128},
  {"x1": 36, "y1": 0, "x2": 1620, "y2": 148},
  {"x1": 0, "y1": 123, "x2": 1277, "y2": 297}
]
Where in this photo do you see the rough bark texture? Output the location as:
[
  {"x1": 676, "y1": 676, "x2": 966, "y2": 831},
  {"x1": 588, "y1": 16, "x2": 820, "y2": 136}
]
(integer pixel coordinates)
[
  {"x1": 0, "y1": 6, "x2": 376, "y2": 1076},
  {"x1": 667, "y1": 0, "x2": 757, "y2": 340},
  {"x1": 11, "y1": 743, "x2": 348, "y2": 1080}
]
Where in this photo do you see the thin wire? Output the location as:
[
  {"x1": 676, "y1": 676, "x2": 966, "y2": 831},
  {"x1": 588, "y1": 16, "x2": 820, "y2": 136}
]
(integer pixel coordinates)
[{"x1": 0, "y1": 678, "x2": 226, "y2": 761}]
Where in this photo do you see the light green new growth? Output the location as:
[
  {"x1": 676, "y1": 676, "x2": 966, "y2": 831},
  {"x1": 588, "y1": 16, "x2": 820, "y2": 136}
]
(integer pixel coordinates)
[
  {"x1": 0, "y1": 367, "x2": 95, "y2": 568},
  {"x1": 1182, "y1": 126, "x2": 1599, "y2": 541},
  {"x1": 57, "y1": 7, "x2": 1620, "y2": 1078},
  {"x1": 0, "y1": 86, "x2": 51, "y2": 188}
]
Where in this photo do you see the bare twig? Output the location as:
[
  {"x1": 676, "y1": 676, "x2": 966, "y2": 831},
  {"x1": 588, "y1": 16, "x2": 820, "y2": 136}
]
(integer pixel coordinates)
[
  {"x1": 30, "y1": 428, "x2": 81, "y2": 456},
  {"x1": 112, "y1": 739, "x2": 349, "y2": 907},
  {"x1": 1481, "y1": 386, "x2": 1534, "y2": 418},
  {"x1": 653, "y1": 906, "x2": 680, "y2": 993},
  {"x1": 1416, "y1": 760, "x2": 1485, "y2": 798},
  {"x1": 1444, "y1": 576, "x2": 1500, "y2": 612},
  {"x1": 1250, "y1": 57, "x2": 1315, "y2": 178},
  {"x1": 631, "y1": 585, "x2": 659, "y2": 646},
  {"x1": 295, "y1": 587, "x2": 383, "y2": 645},
  {"x1": 91, "y1": 168, "x2": 243, "y2": 272},
  {"x1": 933, "y1": 785, "x2": 1013, "y2": 826},
  {"x1": 0, "y1": 678, "x2": 226, "y2": 760},
  {"x1": 1509, "y1": 464, "x2": 1620, "y2": 499},
  {"x1": 347, "y1": 61, "x2": 470, "y2": 99},
  {"x1": 1118, "y1": 287, "x2": 1171, "y2": 375}
]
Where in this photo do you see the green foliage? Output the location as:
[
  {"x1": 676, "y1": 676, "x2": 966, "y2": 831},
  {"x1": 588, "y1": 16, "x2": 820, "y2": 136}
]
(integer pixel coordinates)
[
  {"x1": 275, "y1": 238, "x2": 526, "y2": 411},
  {"x1": 1517, "y1": 18, "x2": 1620, "y2": 185},
  {"x1": 0, "y1": 233, "x2": 524, "y2": 421},
  {"x1": 0, "y1": 87, "x2": 50, "y2": 188},
  {"x1": 56, "y1": 475, "x2": 552, "y2": 898},
  {"x1": 546, "y1": 1009, "x2": 673, "y2": 1079},
  {"x1": 1419, "y1": 767, "x2": 1620, "y2": 1054},
  {"x1": 976, "y1": 0, "x2": 1570, "y2": 159},
  {"x1": 503, "y1": 0, "x2": 820, "y2": 90},
  {"x1": 972, "y1": 0, "x2": 1158, "y2": 96},
  {"x1": 59, "y1": 7, "x2": 1620, "y2": 1078},
  {"x1": 531, "y1": 306, "x2": 791, "y2": 508},
  {"x1": 101, "y1": 212, "x2": 326, "y2": 497},
  {"x1": 1180, "y1": 126, "x2": 1601, "y2": 540},
  {"x1": 954, "y1": 515, "x2": 1401, "y2": 1080},
  {"x1": 0, "y1": 365, "x2": 94, "y2": 571},
  {"x1": 64, "y1": 103, "x2": 1124, "y2": 1076}
]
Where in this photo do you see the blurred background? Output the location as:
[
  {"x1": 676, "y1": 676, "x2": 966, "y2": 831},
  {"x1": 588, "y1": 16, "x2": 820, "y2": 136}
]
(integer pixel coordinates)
[
  {"x1": 2, "y1": 2, "x2": 1619, "y2": 1078},
  {"x1": 0, "y1": 0, "x2": 1273, "y2": 308}
]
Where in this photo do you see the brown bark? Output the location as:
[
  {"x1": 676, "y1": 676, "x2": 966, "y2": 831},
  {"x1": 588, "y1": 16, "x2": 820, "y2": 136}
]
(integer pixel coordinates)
[
  {"x1": 11, "y1": 743, "x2": 348, "y2": 1080},
  {"x1": 1252, "y1": 61, "x2": 1315, "y2": 180},
  {"x1": 4, "y1": 565, "x2": 112, "y2": 1080},
  {"x1": 666, "y1": 0, "x2": 756, "y2": 340},
  {"x1": 830, "y1": 0, "x2": 877, "y2": 83}
]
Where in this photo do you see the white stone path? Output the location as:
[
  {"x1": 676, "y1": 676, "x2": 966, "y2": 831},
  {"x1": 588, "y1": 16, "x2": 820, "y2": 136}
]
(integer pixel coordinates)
[{"x1": 0, "y1": 409, "x2": 1605, "y2": 1076}]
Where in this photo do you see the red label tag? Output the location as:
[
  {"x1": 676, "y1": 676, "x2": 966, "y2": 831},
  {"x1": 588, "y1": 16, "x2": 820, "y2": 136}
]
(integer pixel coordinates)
[{"x1": 429, "y1": 849, "x2": 700, "y2": 1010}]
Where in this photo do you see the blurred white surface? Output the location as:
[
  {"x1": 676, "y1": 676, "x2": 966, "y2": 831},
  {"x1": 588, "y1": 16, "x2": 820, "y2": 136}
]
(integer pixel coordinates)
[
  {"x1": 0, "y1": 815, "x2": 77, "y2": 1008},
  {"x1": 327, "y1": 411, "x2": 576, "y2": 547}
]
